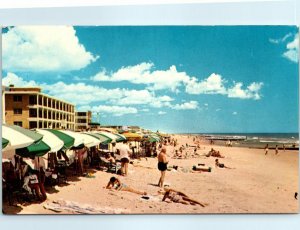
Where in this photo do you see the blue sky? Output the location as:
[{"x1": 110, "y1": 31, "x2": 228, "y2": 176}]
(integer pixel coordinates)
[{"x1": 2, "y1": 26, "x2": 299, "y2": 133}]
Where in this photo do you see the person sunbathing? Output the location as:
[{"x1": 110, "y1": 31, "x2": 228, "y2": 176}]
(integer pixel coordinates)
[
  {"x1": 105, "y1": 177, "x2": 147, "y2": 195},
  {"x1": 215, "y1": 159, "x2": 234, "y2": 169},
  {"x1": 162, "y1": 188, "x2": 206, "y2": 207}
]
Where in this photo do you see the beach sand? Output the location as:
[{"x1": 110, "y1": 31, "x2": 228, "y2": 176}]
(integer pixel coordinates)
[{"x1": 3, "y1": 134, "x2": 299, "y2": 214}]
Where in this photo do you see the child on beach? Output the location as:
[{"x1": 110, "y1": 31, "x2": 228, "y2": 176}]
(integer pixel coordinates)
[
  {"x1": 105, "y1": 177, "x2": 147, "y2": 195},
  {"x1": 162, "y1": 188, "x2": 206, "y2": 207}
]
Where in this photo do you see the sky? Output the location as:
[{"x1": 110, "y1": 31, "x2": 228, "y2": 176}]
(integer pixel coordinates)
[{"x1": 1, "y1": 26, "x2": 299, "y2": 133}]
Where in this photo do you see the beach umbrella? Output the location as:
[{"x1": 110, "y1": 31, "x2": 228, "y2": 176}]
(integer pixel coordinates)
[
  {"x1": 114, "y1": 133, "x2": 127, "y2": 142},
  {"x1": 78, "y1": 133, "x2": 101, "y2": 147},
  {"x1": 2, "y1": 124, "x2": 43, "y2": 151},
  {"x1": 86, "y1": 132, "x2": 112, "y2": 145},
  {"x1": 2, "y1": 138, "x2": 9, "y2": 149},
  {"x1": 98, "y1": 131, "x2": 118, "y2": 142},
  {"x1": 59, "y1": 130, "x2": 84, "y2": 148},
  {"x1": 123, "y1": 132, "x2": 142, "y2": 141},
  {"x1": 16, "y1": 140, "x2": 51, "y2": 158},
  {"x1": 36, "y1": 129, "x2": 64, "y2": 152},
  {"x1": 43, "y1": 129, "x2": 75, "y2": 149}
]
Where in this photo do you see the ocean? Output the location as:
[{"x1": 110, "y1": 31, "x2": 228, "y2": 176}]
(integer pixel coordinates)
[{"x1": 189, "y1": 133, "x2": 299, "y2": 149}]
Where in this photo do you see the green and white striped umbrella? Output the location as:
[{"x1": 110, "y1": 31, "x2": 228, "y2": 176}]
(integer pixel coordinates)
[
  {"x1": 78, "y1": 132, "x2": 101, "y2": 147},
  {"x1": 44, "y1": 129, "x2": 75, "y2": 149},
  {"x1": 85, "y1": 132, "x2": 111, "y2": 145},
  {"x1": 114, "y1": 133, "x2": 127, "y2": 142},
  {"x1": 2, "y1": 124, "x2": 43, "y2": 151},
  {"x1": 36, "y1": 129, "x2": 64, "y2": 152},
  {"x1": 2, "y1": 138, "x2": 9, "y2": 149}
]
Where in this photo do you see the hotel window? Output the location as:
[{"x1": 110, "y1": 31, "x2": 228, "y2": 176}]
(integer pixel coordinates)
[
  {"x1": 29, "y1": 95, "x2": 37, "y2": 105},
  {"x1": 13, "y1": 95, "x2": 22, "y2": 102},
  {"x1": 13, "y1": 108, "x2": 22, "y2": 115},
  {"x1": 14, "y1": 121, "x2": 23, "y2": 127}
]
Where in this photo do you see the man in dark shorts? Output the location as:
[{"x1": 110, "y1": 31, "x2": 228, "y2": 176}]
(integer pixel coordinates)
[
  {"x1": 157, "y1": 146, "x2": 168, "y2": 187},
  {"x1": 118, "y1": 140, "x2": 131, "y2": 176}
]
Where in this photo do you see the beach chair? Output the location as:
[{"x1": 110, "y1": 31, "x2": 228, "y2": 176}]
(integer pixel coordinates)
[
  {"x1": 55, "y1": 161, "x2": 67, "y2": 184},
  {"x1": 100, "y1": 157, "x2": 119, "y2": 174}
]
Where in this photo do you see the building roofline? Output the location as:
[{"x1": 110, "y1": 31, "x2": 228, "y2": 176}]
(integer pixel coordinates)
[{"x1": 4, "y1": 91, "x2": 75, "y2": 106}]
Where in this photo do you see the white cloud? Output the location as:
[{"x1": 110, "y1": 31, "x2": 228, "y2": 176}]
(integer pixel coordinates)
[
  {"x1": 91, "y1": 62, "x2": 263, "y2": 100},
  {"x1": 216, "y1": 108, "x2": 221, "y2": 112},
  {"x1": 283, "y1": 34, "x2": 299, "y2": 63},
  {"x1": 3, "y1": 26, "x2": 98, "y2": 72},
  {"x1": 141, "y1": 108, "x2": 149, "y2": 112},
  {"x1": 270, "y1": 32, "x2": 298, "y2": 63},
  {"x1": 91, "y1": 62, "x2": 190, "y2": 92},
  {"x1": 186, "y1": 73, "x2": 263, "y2": 100},
  {"x1": 204, "y1": 103, "x2": 208, "y2": 107},
  {"x1": 158, "y1": 111, "x2": 167, "y2": 115},
  {"x1": 269, "y1": 33, "x2": 292, "y2": 44},
  {"x1": 227, "y1": 82, "x2": 263, "y2": 100},
  {"x1": 110, "y1": 90, "x2": 173, "y2": 108},
  {"x1": 185, "y1": 73, "x2": 227, "y2": 95},
  {"x1": 2, "y1": 73, "x2": 175, "y2": 109},
  {"x1": 2, "y1": 72, "x2": 39, "y2": 87},
  {"x1": 173, "y1": 101, "x2": 198, "y2": 110},
  {"x1": 79, "y1": 105, "x2": 137, "y2": 116},
  {"x1": 232, "y1": 112, "x2": 238, "y2": 115}
]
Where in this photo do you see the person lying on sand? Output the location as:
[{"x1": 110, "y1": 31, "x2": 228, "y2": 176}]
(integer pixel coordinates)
[
  {"x1": 105, "y1": 176, "x2": 147, "y2": 195},
  {"x1": 162, "y1": 188, "x2": 206, "y2": 207},
  {"x1": 215, "y1": 159, "x2": 234, "y2": 169}
]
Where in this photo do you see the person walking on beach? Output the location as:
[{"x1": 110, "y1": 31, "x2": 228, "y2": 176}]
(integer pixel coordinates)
[
  {"x1": 264, "y1": 144, "x2": 269, "y2": 155},
  {"x1": 118, "y1": 140, "x2": 131, "y2": 176},
  {"x1": 158, "y1": 146, "x2": 168, "y2": 188},
  {"x1": 275, "y1": 145, "x2": 279, "y2": 155}
]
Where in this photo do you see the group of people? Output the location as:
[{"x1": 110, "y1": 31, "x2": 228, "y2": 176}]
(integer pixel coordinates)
[
  {"x1": 206, "y1": 148, "x2": 225, "y2": 158},
  {"x1": 104, "y1": 144, "x2": 206, "y2": 207},
  {"x1": 264, "y1": 144, "x2": 282, "y2": 155}
]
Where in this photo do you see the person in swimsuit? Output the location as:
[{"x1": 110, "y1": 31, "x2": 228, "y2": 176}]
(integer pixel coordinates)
[
  {"x1": 264, "y1": 144, "x2": 269, "y2": 155},
  {"x1": 215, "y1": 159, "x2": 234, "y2": 169},
  {"x1": 157, "y1": 146, "x2": 168, "y2": 188},
  {"x1": 275, "y1": 145, "x2": 279, "y2": 155},
  {"x1": 162, "y1": 188, "x2": 206, "y2": 207},
  {"x1": 105, "y1": 177, "x2": 147, "y2": 195}
]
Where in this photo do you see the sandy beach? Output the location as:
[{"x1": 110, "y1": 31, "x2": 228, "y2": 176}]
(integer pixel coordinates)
[{"x1": 3, "y1": 134, "x2": 299, "y2": 214}]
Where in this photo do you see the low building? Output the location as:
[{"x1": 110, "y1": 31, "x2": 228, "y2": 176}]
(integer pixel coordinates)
[
  {"x1": 75, "y1": 111, "x2": 92, "y2": 131},
  {"x1": 4, "y1": 85, "x2": 75, "y2": 130}
]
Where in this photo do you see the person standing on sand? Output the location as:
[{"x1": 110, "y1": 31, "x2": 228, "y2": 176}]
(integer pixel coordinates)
[
  {"x1": 157, "y1": 146, "x2": 168, "y2": 187},
  {"x1": 264, "y1": 144, "x2": 269, "y2": 155},
  {"x1": 118, "y1": 140, "x2": 131, "y2": 176},
  {"x1": 275, "y1": 145, "x2": 279, "y2": 155}
]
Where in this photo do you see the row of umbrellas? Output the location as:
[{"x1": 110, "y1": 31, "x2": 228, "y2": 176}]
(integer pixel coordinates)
[
  {"x1": 2, "y1": 125, "x2": 125, "y2": 158},
  {"x1": 2, "y1": 124, "x2": 164, "y2": 159}
]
